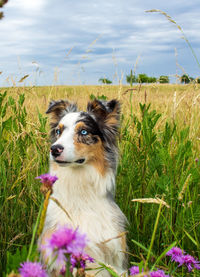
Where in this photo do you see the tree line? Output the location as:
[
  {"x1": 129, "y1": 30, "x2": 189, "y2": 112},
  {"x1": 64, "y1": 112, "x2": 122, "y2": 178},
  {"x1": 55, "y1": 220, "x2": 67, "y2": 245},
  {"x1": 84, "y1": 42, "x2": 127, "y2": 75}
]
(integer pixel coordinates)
[
  {"x1": 126, "y1": 71, "x2": 169, "y2": 84},
  {"x1": 99, "y1": 72, "x2": 200, "y2": 85}
]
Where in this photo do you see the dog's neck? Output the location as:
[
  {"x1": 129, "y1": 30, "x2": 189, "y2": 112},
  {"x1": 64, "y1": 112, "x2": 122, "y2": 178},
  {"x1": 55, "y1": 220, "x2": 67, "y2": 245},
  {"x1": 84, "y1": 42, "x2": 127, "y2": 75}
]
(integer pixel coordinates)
[{"x1": 49, "y1": 161, "x2": 115, "y2": 200}]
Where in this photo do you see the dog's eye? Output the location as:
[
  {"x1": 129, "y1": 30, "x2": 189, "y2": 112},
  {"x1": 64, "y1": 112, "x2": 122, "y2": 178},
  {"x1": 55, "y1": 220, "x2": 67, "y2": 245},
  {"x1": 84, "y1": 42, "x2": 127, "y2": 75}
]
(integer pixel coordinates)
[
  {"x1": 81, "y1": 129, "x2": 88, "y2": 135},
  {"x1": 56, "y1": 129, "x2": 61, "y2": 135}
]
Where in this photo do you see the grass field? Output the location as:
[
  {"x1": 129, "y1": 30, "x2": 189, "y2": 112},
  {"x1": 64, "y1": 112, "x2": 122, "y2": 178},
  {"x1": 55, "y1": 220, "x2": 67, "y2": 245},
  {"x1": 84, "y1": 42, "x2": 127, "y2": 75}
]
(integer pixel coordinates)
[{"x1": 1, "y1": 84, "x2": 200, "y2": 276}]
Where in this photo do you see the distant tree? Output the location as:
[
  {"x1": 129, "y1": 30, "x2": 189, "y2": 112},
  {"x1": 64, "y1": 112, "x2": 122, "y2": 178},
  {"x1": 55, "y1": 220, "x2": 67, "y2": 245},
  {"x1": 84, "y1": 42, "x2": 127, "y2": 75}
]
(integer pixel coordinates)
[
  {"x1": 98, "y1": 78, "x2": 112, "y2": 84},
  {"x1": 180, "y1": 74, "x2": 190, "y2": 84},
  {"x1": 137, "y1": 74, "x2": 149, "y2": 83},
  {"x1": 0, "y1": 0, "x2": 8, "y2": 20},
  {"x1": 196, "y1": 78, "x2": 200, "y2": 84},
  {"x1": 148, "y1": 76, "x2": 157, "y2": 83},
  {"x1": 137, "y1": 74, "x2": 157, "y2": 83},
  {"x1": 158, "y1": 75, "x2": 169, "y2": 84},
  {"x1": 126, "y1": 70, "x2": 137, "y2": 85}
]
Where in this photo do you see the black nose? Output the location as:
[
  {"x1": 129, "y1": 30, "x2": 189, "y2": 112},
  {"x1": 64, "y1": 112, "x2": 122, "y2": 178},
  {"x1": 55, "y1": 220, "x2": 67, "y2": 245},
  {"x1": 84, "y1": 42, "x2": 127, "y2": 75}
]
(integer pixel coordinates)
[{"x1": 51, "y1": 144, "x2": 64, "y2": 158}]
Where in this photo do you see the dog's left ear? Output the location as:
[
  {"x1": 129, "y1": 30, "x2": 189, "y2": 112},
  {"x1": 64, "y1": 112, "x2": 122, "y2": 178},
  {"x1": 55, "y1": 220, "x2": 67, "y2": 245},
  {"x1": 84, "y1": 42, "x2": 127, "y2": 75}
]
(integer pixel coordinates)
[
  {"x1": 87, "y1": 99, "x2": 120, "y2": 139},
  {"x1": 46, "y1": 99, "x2": 78, "y2": 124}
]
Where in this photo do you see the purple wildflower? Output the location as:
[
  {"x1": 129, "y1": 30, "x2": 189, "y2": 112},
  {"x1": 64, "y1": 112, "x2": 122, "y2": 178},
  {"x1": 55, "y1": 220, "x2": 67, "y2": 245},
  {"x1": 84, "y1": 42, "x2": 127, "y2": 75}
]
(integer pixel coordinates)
[
  {"x1": 166, "y1": 246, "x2": 200, "y2": 272},
  {"x1": 129, "y1": 267, "x2": 170, "y2": 277},
  {"x1": 129, "y1": 266, "x2": 140, "y2": 276},
  {"x1": 42, "y1": 225, "x2": 88, "y2": 266},
  {"x1": 150, "y1": 270, "x2": 170, "y2": 277},
  {"x1": 36, "y1": 173, "x2": 58, "y2": 187},
  {"x1": 166, "y1": 246, "x2": 184, "y2": 264},
  {"x1": 180, "y1": 254, "x2": 200, "y2": 272},
  {"x1": 60, "y1": 266, "x2": 66, "y2": 276},
  {"x1": 19, "y1": 261, "x2": 47, "y2": 277},
  {"x1": 70, "y1": 253, "x2": 94, "y2": 271}
]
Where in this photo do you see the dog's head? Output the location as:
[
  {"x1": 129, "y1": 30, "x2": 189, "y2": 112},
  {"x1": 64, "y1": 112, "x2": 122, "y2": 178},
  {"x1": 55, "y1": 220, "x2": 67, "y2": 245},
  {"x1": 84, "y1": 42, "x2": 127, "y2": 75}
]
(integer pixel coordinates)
[{"x1": 46, "y1": 99, "x2": 120, "y2": 175}]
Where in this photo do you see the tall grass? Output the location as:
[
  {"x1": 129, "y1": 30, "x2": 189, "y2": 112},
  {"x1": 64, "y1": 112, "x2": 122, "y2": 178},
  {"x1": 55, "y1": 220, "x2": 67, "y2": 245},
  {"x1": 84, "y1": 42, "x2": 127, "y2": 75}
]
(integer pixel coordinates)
[
  {"x1": 1, "y1": 84, "x2": 200, "y2": 275},
  {"x1": 0, "y1": 91, "x2": 49, "y2": 273}
]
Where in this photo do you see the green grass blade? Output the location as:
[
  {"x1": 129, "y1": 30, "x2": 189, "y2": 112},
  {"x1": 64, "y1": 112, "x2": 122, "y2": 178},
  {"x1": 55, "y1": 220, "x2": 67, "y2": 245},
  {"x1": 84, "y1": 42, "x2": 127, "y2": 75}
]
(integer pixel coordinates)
[
  {"x1": 151, "y1": 241, "x2": 176, "y2": 271},
  {"x1": 183, "y1": 229, "x2": 198, "y2": 246},
  {"x1": 131, "y1": 239, "x2": 154, "y2": 256},
  {"x1": 98, "y1": 262, "x2": 120, "y2": 277},
  {"x1": 26, "y1": 202, "x2": 43, "y2": 261}
]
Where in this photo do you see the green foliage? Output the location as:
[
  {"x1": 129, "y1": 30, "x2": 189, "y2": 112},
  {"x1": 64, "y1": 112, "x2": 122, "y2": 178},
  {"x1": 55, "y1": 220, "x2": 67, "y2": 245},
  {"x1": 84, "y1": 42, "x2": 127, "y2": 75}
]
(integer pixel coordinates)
[
  {"x1": 0, "y1": 91, "x2": 49, "y2": 272},
  {"x1": 180, "y1": 74, "x2": 191, "y2": 84},
  {"x1": 4, "y1": 245, "x2": 38, "y2": 276},
  {"x1": 126, "y1": 73, "x2": 157, "y2": 84},
  {"x1": 117, "y1": 103, "x2": 200, "y2": 271},
  {"x1": 98, "y1": 78, "x2": 112, "y2": 84},
  {"x1": 0, "y1": 0, "x2": 8, "y2": 20},
  {"x1": 89, "y1": 94, "x2": 108, "y2": 100},
  {"x1": 158, "y1": 75, "x2": 169, "y2": 83},
  {"x1": 1, "y1": 91, "x2": 200, "y2": 275},
  {"x1": 137, "y1": 74, "x2": 149, "y2": 83}
]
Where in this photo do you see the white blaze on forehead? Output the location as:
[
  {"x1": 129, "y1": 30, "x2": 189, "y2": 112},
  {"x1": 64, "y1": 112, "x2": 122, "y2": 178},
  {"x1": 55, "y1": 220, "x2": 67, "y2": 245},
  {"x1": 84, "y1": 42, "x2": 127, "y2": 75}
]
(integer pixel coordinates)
[
  {"x1": 60, "y1": 112, "x2": 80, "y2": 127},
  {"x1": 52, "y1": 112, "x2": 81, "y2": 162}
]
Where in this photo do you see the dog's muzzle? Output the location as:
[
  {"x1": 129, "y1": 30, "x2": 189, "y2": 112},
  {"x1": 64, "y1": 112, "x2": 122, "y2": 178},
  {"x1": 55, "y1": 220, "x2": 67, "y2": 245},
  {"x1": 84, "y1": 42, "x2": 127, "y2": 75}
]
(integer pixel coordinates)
[
  {"x1": 50, "y1": 144, "x2": 64, "y2": 158},
  {"x1": 51, "y1": 145, "x2": 85, "y2": 165}
]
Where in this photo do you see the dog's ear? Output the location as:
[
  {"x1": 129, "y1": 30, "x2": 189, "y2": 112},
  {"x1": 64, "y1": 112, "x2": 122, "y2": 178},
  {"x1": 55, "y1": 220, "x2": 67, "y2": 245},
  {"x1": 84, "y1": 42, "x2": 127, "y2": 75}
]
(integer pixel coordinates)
[
  {"x1": 87, "y1": 99, "x2": 120, "y2": 140},
  {"x1": 46, "y1": 100, "x2": 78, "y2": 124}
]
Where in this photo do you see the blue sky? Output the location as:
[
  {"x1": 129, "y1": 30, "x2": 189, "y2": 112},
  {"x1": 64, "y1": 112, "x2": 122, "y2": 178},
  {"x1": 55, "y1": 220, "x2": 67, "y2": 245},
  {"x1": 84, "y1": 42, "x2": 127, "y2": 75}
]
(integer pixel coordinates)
[{"x1": 0, "y1": 0, "x2": 200, "y2": 86}]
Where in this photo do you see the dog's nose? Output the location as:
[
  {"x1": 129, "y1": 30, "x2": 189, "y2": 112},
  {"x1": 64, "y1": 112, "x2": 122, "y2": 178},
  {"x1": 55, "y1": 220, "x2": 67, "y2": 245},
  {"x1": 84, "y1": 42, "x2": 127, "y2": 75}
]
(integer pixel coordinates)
[{"x1": 51, "y1": 144, "x2": 64, "y2": 158}]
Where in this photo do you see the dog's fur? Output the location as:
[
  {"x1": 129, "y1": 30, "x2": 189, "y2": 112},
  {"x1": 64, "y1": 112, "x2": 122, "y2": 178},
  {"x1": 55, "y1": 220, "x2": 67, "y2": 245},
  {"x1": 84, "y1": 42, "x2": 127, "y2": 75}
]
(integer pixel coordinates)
[{"x1": 40, "y1": 99, "x2": 127, "y2": 276}]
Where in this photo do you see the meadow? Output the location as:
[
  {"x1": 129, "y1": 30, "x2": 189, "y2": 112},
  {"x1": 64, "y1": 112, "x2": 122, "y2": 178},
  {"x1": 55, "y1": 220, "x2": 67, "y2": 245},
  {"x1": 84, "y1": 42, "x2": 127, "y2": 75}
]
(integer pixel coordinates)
[{"x1": 1, "y1": 83, "x2": 200, "y2": 276}]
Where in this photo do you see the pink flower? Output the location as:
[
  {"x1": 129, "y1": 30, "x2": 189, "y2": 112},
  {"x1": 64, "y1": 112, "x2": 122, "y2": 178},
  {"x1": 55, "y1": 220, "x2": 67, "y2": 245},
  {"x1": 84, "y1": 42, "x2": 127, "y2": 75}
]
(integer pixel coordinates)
[
  {"x1": 42, "y1": 225, "x2": 88, "y2": 266},
  {"x1": 19, "y1": 261, "x2": 47, "y2": 277},
  {"x1": 129, "y1": 266, "x2": 140, "y2": 275},
  {"x1": 70, "y1": 253, "x2": 94, "y2": 271},
  {"x1": 150, "y1": 270, "x2": 170, "y2": 277},
  {"x1": 166, "y1": 246, "x2": 184, "y2": 264},
  {"x1": 180, "y1": 254, "x2": 200, "y2": 272},
  {"x1": 166, "y1": 246, "x2": 200, "y2": 272},
  {"x1": 129, "y1": 266, "x2": 170, "y2": 277},
  {"x1": 36, "y1": 173, "x2": 58, "y2": 187}
]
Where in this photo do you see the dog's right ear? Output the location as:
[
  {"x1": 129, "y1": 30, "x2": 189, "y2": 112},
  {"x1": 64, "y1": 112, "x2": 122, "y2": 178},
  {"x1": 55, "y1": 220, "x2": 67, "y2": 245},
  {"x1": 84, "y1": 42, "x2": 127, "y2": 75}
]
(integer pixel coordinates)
[{"x1": 46, "y1": 100, "x2": 78, "y2": 125}]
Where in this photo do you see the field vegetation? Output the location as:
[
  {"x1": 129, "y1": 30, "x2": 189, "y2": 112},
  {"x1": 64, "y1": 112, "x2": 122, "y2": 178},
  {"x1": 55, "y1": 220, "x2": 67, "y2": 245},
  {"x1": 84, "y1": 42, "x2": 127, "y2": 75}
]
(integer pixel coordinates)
[{"x1": 1, "y1": 83, "x2": 200, "y2": 276}]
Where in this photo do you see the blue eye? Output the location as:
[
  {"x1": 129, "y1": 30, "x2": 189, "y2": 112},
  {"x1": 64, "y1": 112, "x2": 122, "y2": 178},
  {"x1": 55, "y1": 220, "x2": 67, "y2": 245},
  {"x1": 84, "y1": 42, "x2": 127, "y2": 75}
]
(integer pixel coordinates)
[
  {"x1": 81, "y1": 129, "x2": 88, "y2": 135},
  {"x1": 56, "y1": 129, "x2": 61, "y2": 135}
]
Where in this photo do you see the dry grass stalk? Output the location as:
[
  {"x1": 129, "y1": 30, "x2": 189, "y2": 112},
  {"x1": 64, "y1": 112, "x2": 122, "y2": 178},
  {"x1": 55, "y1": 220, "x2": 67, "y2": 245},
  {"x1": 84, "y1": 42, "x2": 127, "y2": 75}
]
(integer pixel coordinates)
[
  {"x1": 132, "y1": 198, "x2": 170, "y2": 208},
  {"x1": 101, "y1": 231, "x2": 128, "y2": 244},
  {"x1": 178, "y1": 174, "x2": 192, "y2": 201},
  {"x1": 7, "y1": 272, "x2": 21, "y2": 277},
  {"x1": 37, "y1": 190, "x2": 52, "y2": 236},
  {"x1": 50, "y1": 196, "x2": 74, "y2": 224}
]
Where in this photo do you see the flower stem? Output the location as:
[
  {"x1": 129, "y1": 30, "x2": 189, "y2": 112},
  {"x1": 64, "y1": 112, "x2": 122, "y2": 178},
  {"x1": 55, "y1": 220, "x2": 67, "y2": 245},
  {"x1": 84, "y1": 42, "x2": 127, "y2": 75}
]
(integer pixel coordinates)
[
  {"x1": 144, "y1": 202, "x2": 163, "y2": 271},
  {"x1": 27, "y1": 202, "x2": 43, "y2": 261},
  {"x1": 37, "y1": 190, "x2": 51, "y2": 236}
]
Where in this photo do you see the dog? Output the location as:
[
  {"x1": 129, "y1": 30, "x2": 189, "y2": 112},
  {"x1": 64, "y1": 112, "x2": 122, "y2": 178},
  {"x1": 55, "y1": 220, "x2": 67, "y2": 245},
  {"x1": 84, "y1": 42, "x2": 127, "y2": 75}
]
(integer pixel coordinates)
[{"x1": 40, "y1": 99, "x2": 127, "y2": 276}]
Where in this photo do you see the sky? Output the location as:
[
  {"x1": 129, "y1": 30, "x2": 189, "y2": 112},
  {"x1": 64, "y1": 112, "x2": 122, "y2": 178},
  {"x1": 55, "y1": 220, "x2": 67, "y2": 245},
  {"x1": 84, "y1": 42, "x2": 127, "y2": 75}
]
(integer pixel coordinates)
[{"x1": 0, "y1": 0, "x2": 200, "y2": 86}]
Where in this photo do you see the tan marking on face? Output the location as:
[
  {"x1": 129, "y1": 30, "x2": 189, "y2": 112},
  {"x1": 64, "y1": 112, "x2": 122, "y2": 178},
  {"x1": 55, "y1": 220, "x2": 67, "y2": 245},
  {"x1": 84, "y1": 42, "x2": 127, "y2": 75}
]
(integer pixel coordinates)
[
  {"x1": 58, "y1": 123, "x2": 64, "y2": 130},
  {"x1": 75, "y1": 121, "x2": 86, "y2": 131},
  {"x1": 74, "y1": 122, "x2": 107, "y2": 176}
]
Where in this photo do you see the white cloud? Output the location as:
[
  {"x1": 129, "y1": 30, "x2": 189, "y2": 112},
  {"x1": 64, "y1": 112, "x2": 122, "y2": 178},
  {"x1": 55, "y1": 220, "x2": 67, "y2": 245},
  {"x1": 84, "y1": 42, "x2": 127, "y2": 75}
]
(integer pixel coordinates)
[
  {"x1": 1, "y1": 0, "x2": 200, "y2": 85},
  {"x1": 6, "y1": 0, "x2": 47, "y2": 13}
]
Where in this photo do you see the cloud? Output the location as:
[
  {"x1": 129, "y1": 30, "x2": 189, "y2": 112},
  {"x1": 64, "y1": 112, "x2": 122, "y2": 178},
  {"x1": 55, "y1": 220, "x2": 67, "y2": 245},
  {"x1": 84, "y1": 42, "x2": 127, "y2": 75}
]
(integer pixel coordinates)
[{"x1": 0, "y1": 0, "x2": 200, "y2": 86}]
